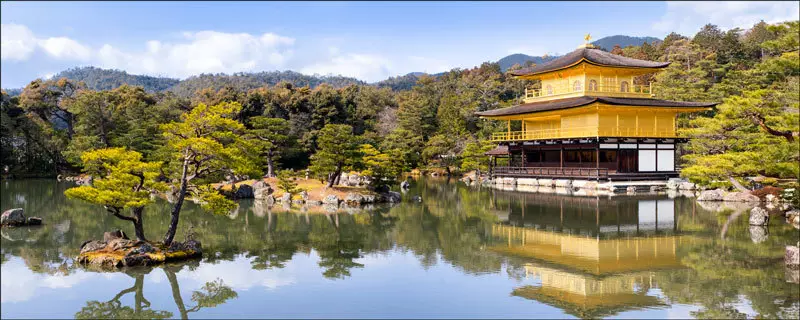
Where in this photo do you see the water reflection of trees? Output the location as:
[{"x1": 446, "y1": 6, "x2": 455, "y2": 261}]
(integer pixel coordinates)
[
  {"x1": 74, "y1": 264, "x2": 237, "y2": 320},
  {"x1": 2, "y1": 179, "x2": 798, "y2": 318},
  {"x1": 74, "y1": 269, "x2": 172, "y2": 319}
]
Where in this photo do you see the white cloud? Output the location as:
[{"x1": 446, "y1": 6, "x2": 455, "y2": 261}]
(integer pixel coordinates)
[
  {"x1": 1, "y1": 24, "x2": 38, "y2": 60},
  {"x1": 1, "y1": 24, "x2": 296, "y2": 79},
  {"x1": 406, "y1": 56, "x2": 450, "y2": 74},
  {"x1": 654, "y1": 1, "x2": 800, "y2": 36},
  {"x1": 174, "y1": 255, "x2": 297, "y2": 291},
  {"x1": 0, "y1": 258, "x2": 109, "y2": 303},
  {"x1": 38, "y1": 37, "x2": 92, "y2": 61},
  {"x1": 97, "y1": 30, "x2": 295, "y2": 78},
  {"x1": 2, "y1": 23, "x2": 451, "y2": 82},
  {"x1": 2, "y1": 24, "x2": 93, "y2": 61},
  {"x1": 301, "y1": 53, "x2": 393, "y2": 82},
  {"x1": 301, "y1": 53, "x2": 451, "y2": 82}
]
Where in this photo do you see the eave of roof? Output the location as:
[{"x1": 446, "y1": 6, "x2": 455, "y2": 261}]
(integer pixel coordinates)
[
  {"x1": 475, "y1": 96, "x2": 717, "y2": 117},
  {"x1": 484, "y1": 145, "x2": 509, "y2": 156},
  {"x1": 508, "y1": 48, "x2": 671, "y2": 77}
]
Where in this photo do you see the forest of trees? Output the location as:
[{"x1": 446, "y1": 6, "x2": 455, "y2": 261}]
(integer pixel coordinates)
[{"x1": 1, "y1": 20, "x2": 797, "y2": 190}]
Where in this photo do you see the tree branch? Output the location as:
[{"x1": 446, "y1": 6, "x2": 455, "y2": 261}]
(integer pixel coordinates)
[
  {"x1": 113, "y1": 212, "x2": 137, "y2": 222},
  {"x1": 754, "y1": 116, "x2": 796, "y2": 142},
  {"x1": 107, "y1": 207, "x2": 136, "y2": 222}
]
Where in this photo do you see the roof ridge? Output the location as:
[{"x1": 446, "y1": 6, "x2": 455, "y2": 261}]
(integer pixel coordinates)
[{"x1": 508, "y1": 47, "x2": 670, "y2": 77}]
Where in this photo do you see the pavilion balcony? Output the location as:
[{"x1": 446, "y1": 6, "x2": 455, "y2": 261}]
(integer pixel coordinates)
[
  {"x1": 490, "y1": 126, "x2": 678, "y2": 142},
  {"x1": 524, "y1": 83, "x2": 653, "y2": 103}
]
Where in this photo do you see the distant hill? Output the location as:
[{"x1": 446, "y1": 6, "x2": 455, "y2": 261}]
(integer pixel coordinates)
[
  {"x1": 169, "y1": 71, "x2": 365, "y2": 97},
  {"x1": 496, "y1": 54, "x2": 560, "y2": 71},
  {"x1": 591, "y1": 35, "x2": 660, "y2": 51},
  {"x1": 374, "y1": 72, "x2": 424, "y2": 91},
  {"x1": 3, "y1": 88, "x2": 22, "y2": 97},
  {"x1": 3, "y1": 67, "x2": 366, "y2": 97},
  {"x1": 53, "y1": 67, "x2": 180, "y2": 92}
]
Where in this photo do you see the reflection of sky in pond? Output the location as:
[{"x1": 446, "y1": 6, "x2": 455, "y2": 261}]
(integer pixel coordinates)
[
  {"x1": 1, "y1": 179, "x2": 798, "y2": 319},
  {"x1": 3, "y1": 250, "x2": 702, "y2": 319}
]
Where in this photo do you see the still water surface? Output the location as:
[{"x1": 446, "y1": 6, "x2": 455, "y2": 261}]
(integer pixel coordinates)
[{"x1": 1, "y1": 179, "x2": 798, "y2": 319}]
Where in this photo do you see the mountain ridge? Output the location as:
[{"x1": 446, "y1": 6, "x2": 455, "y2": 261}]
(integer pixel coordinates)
[{"x1": 2, "y1": 35, "x2": 661, "y2": 94}]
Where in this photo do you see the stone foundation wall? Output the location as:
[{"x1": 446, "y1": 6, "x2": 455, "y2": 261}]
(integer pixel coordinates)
[{"x1": 481, "y1": 176, "x2": 672, "y2": 197}]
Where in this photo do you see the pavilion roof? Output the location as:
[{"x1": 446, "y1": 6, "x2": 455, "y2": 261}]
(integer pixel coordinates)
[
  {"x1": 475, "y1": 96, "x2": 717, "y2": 117},
  {"x1": 484, "y1": 145, "x2": 509, "y2": 156},
  {"x1": 508, "y1": 48, "x2": 671, "y2": 77}
]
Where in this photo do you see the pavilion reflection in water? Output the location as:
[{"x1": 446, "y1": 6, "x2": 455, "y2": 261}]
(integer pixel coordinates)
[{"x1": 489, "y1": 193, "x2": 685, "y2": 318}]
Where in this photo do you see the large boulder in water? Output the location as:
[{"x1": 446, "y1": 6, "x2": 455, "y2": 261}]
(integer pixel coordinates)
[
  {"x1": 749, "y1": 207, "x2": 770, "y2": 226},
  {"x1": 234, "y1": 184, "x2": 254, "y2": 199},
  {"x1": 785, "y1": 209, "x2": 800, "y2": 229},
  {"x1": 666, "y1": 178, "x2": 682, "y2": 190},
  {"x1": 1, "y1": 208, "x2": 26, "y2": 226},
  {"x1": 697, "y1": 189, "x2": 725, "y2": 201},
  {"x1": 103, "y1": 229, "x2": 129, "y2": 242},
  {"x1": 678, "y1": 181, "x2": 697, "y2": 190},
  {"x1": 723, "y1": 192, "x2": 760, "y2": 203},
  {"x1": 252, "y1": 181, "x2": 273, "y2": 200},
  {"x1": 80, "y1": 240, "x2": 106, "y2": 254},
  {"x1": 381, "y1": 191, "x2": 401, "y2": 203},
  {"x1": 344, "y1": 193, "x2": 364, "y2": 205},
  {"x1": 323, "y1": 195, "x2": 340, "y2": 205}
]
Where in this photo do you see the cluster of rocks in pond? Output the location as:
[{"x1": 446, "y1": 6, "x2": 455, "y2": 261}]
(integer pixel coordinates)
[
  {"x1": 339, "y1": 172, "x2": 373, "y2": 187},
  {"x1": 56, "y1": 174, "x2": 93, "y2": 185},
  {"x1": 77, "y1": 230, "x2": 202, "y2": 268},
  {"x1": 695, "y1": 189, "x2": 761, "y2": 203},
  {"x1": 1, "y1": 208, "x2": 43, "y2": 227},
  {"x1": 214, "y1": 178, "x2": 404, "y2": 211}
]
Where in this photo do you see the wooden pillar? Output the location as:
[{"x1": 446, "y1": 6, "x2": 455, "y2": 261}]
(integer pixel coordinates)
[
  {"x1": 521, "y1": 145, "x2": 527, "y2": 168},
  {"x1": 596, "y1": 142, "x2": 600, "y2": 180},
  {"x1": 559, "y1": 143, "x2": 564, "y2": 168}
]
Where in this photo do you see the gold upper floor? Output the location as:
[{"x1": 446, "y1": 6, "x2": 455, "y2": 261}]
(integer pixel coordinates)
[
  {"x1": 520, "y1": 62, "x2": 658, "y2": 103},
  {"x1": 487, "y1": 103, "x2": 710, "y2": 142}
]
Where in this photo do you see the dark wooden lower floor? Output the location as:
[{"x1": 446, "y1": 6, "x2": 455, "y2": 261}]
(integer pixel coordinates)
[
  {"x1": 488, "y1": 138, "x2": 683, "y2": 181},
  {"x1": 491, "y1": 166, "x2": 679, "y2": 181}
]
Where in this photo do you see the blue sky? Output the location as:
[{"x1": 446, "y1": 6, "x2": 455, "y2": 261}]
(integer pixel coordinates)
[{"x1": 2, "y1": 1, "x2": 798, "y2": 88}]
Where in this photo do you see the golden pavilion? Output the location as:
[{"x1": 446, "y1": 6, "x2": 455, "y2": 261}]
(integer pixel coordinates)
[{"x1": 477, "y1": 37, "x2": 717, "y2": 181}]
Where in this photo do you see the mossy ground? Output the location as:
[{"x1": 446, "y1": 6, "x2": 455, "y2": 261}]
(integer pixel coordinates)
[
  {"x1": 215, "y1": 177, "x2": 377, "y2": 202},
  {"x1": 77, "y1": 241, "x2": 201, "y2": 269}
]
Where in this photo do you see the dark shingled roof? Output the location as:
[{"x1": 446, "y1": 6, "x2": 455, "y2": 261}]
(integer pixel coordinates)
[
  {"x1": 508, "y1": 48, "x2": 671, "y2": 76},
  {"x1": 484, "y1": 145, "x2": 509, "y2": 156},
  {"x1": 475, "y1": 96, "x2": 717, "y2": 117}
]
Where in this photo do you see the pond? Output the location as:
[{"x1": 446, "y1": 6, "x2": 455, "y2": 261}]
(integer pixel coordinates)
[{"x1": 1, "y1": 178, "x2": 798, "y2": 319}]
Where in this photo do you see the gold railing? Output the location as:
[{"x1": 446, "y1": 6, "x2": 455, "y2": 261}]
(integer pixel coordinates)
[
  {"x1": 491, "y1": 126, "x2": 678, "y2": 141},
  {"x1": 524, "y1": 84, "x2": 653, "y2": 101}
]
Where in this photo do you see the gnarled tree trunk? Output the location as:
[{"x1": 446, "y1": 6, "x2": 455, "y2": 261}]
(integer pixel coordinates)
[
  {"x1": 326, "y1": 165, "x2": 342, "y2": 188},
  {"x1": 131, "y1": 207, "x2": 146, "y2": 241},
  {"x1": 164, "y1": 156, "x2": 189, "y2": 246},
  {"x1": 266, "y1": 149, "x2": 275, "y2": 177}
]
